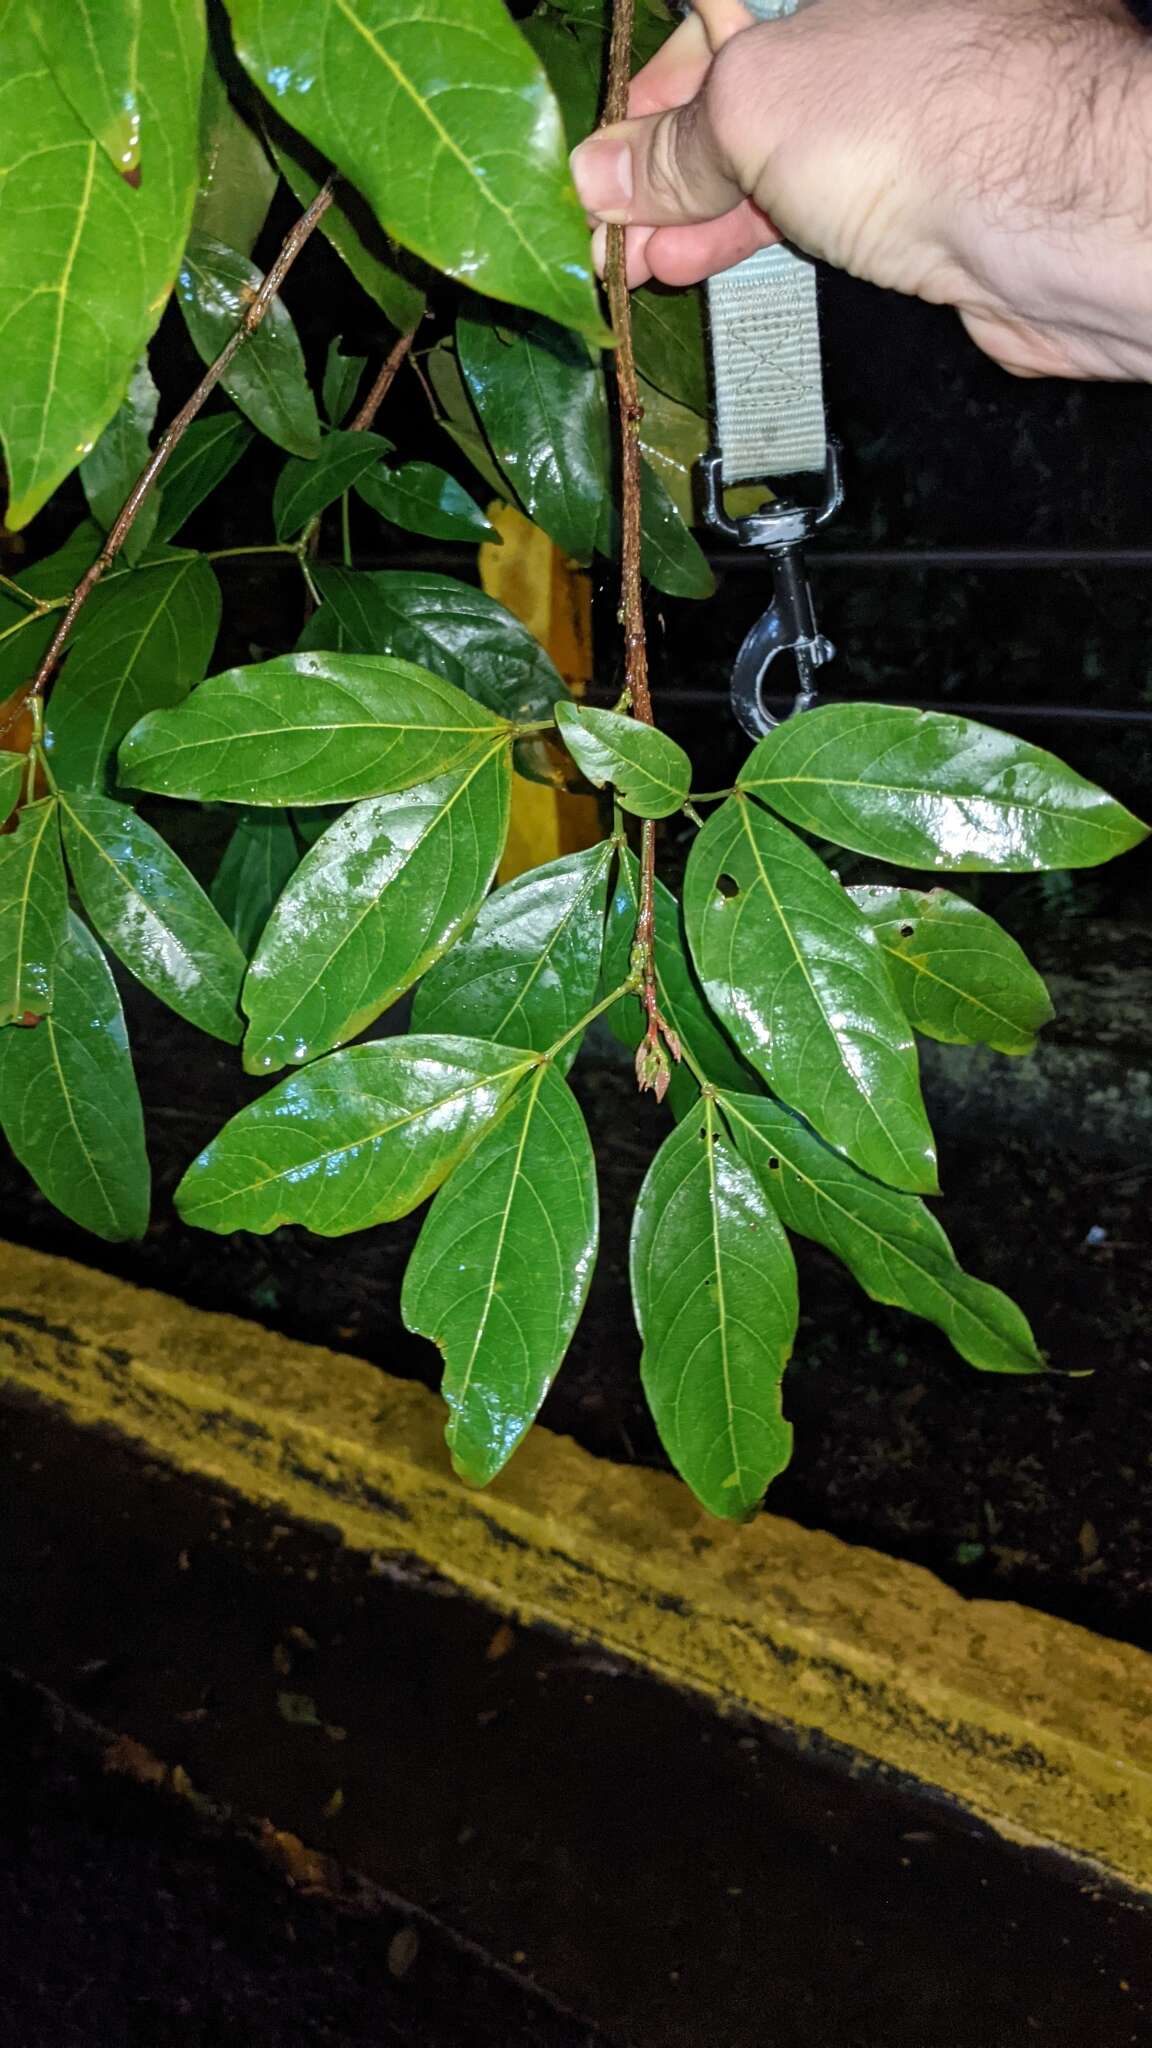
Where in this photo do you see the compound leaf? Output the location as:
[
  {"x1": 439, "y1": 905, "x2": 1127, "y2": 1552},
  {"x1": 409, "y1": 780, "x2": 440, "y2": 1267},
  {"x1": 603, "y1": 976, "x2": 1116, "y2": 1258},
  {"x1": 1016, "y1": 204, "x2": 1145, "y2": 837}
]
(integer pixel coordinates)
[
  {"x1": 0, "y1": 911, "x2": 150, "y2": 1241},
  {"x1": 404, "y1": 1063, "x2": 598, "y2": 1484},
  {"x1": 739, "y1": 702, "x2": 1149, "y2": 871},
  {"x1": 175, "y1": 1033, "x2": 535, "y2": 1235},
  {"x1": 850, "y1": 884, "x2": 1054, "y2": 1056},
  {"x1": 631, "y1": 1096, "x2": 797, "y2": 1520},
  {"x1": 720, "y1": 1090, "x2": 1044, "y2": 1376},
  {"x1": 120, "y1": 652, "x2": 511, "y2": 806},
  {"x1": 555, "y1": 702, "x2": 691, "y2": 819},
  {"x1": 60, "y1": 790, "x2": 246, "y2": 1042},
  {"x1": 684, "y1": 795, "x2": 937, "y2": 1193}
]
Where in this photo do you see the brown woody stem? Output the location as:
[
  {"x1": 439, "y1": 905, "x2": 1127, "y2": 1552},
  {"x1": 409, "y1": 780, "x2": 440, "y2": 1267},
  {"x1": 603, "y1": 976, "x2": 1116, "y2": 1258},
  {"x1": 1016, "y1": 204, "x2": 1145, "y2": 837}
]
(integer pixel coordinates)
[
  {"x1": 350, "y1": 326, "x2": 418, "y2": 433},
  {"x1": 604, "y1": 0, "x2": 677, "y2": 1099},
  {"x1": 17, "y1": 177, "x2": 337, "y2": 715}
]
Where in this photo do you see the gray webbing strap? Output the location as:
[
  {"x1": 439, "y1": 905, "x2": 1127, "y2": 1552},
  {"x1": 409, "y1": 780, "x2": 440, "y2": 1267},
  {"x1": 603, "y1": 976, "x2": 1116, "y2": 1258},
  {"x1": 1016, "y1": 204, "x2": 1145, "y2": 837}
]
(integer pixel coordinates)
[{"x1": 705, "y1": 0, "x2": 826, "y2": 482}]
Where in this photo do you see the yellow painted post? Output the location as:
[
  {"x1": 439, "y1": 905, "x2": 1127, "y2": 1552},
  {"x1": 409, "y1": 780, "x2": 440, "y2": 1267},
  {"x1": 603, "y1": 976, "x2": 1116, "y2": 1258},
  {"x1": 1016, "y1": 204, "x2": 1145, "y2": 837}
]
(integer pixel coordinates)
[{"x1": 479, "y1": 503, "x2": 602, "y2": 883}]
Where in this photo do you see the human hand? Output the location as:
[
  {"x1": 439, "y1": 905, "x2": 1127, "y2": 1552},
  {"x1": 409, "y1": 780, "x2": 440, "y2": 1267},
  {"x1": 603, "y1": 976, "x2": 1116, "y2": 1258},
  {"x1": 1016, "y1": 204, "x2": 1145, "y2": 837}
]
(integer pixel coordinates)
[{"x1": 569, "y1": 0, "x2": 1152, "y2": 380}]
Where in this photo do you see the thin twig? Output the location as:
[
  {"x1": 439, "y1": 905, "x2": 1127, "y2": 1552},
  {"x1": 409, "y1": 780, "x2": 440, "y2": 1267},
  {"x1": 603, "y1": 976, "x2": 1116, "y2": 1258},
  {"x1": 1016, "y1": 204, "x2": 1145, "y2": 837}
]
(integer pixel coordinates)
[
  {"x1": 350, "y1": 326, "x2": 418, "y2": 433},
  {"x1": 603, "y1": 0, "x2": 676, "y2": 1099},
  {"x1": 18, "y1": 177, "x2": 337, "y2": 713}
]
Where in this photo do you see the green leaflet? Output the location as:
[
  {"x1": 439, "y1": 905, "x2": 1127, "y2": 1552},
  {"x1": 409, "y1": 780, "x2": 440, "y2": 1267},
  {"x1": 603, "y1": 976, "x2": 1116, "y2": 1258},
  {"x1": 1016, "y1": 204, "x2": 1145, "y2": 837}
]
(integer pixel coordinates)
[
  {"x1": 424, "y1": 337, "x2": 508, "y2": 498},
  {"x1": 602, "y1": 850, "x2": 752, "y2": 1111},
  {"x1": 412, "y1": 841, "x2": 613, "y2": 1069},
  {"x1": 80, "y1": 357, "x2": 161, "y2": 564},
  {"x1": 274, "y1": 432, "x2": 393, "y2": 540},
  {"x1": 195, "y1": 59, "x2": 277, "y2": 257},
  {"x1": 636, "y1": 374, "x2": 707, "y2": 528},
  {"x1": 631, "y1": 284, "x2": 709, "y2": 417},
  {"x1": 242, "y1": 746, "x2": 512, "y2": 1072},
  {"x1": 175, "y1": 1034, "x2": 536, "y2": 1236},
  {"x1": 719, "y1": 1091, "x2": 1044, "y2": 1376},
  {"x1": 555, "y1": 703, "x2": 691, "y2": 819},
  {"x1": 211, "y1": 809, "x2": 302, "y2": 957},
  {"x1": 0, "y1": 521, "x2": 106, "y2": 701},
  {"x1": 0, "y1": 912, "x2": 150, "y2": 1242},
  {"x1": 47, "y1": 553, "x2": 222, "y2": 792},
  {"x1": 267, "y1": 121, "x2": 427, "y2": 335},
  {"x1": 119, "y1": 652, "x2": 512, "y2": 806},
  {"x1": 356, "y1": 461, "x2": 497, "y2": 543},
  {"x1": 0, "y1": 0, "x2": 203, "y2": 529},
  {"x1": 299, "y1": 567, "x2": 568, "y2": 729},
  {"x1": 225, "y1": 0, "x2": 602, "y2": 338},
  {"x1": 739, "y1": 702, "x2": 1149, "y2": 872},
  {"x1": 683, "y1": 795, "x2": 937, "y2": 1193},
  {"x1": 458, "y1": 313, "x2": 608, "y2": 563},
  {"x1": 0, "y1": 799, "x2": 68, "y2": 1025},
  {"x1": 176, "y1": 231, "x2": 322, "y2": 459},
  {"x1": 595, "y1": 459, "x2": 716, "y2": 600},
  {"x1": 520, "y1": 12, "x2": 602, "y2": 145},
  {"x1": 323, "y1": 342, "x2": 368, "y2": 426},
  {"x1": 152, "y1": 414, "x2": 254, "y2": 541},
  {"x1": 0, "y1": 753, "x2": 26, "y2": 825},
  {"x1": 60, "y1": 791, "x2": 246, "y2": 1043},
  {"x1": 403, "y1": 1062, "x2": 598, "y2": 1484},
  {"x1": 631, "y1": 1096, "x2": 798, "y2": 1520},
  {"x1": 850, "y1": 884, "x2": 1054, "y2": 1056},
  {"x1": 29, "y1": 0, "x2": 142, "y2": 175}
]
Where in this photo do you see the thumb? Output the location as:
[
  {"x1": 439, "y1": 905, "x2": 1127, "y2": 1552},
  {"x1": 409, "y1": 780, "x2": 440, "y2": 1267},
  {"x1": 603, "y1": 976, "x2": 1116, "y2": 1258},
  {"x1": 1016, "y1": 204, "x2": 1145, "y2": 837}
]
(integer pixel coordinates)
[{"x1": 570, "y1": 98, "x2": 744, "y2": 229}]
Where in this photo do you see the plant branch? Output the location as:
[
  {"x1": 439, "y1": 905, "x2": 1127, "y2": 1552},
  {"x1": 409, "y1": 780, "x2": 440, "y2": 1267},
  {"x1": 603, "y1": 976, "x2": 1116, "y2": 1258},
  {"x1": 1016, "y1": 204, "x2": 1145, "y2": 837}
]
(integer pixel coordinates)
[
  {"x1": 19, "y1": 177, "x2": 338, "y2": 711},
  {"x1": 350, "y1": 326, "x2": 418, "y2": 433},
  {"x1": 604, "y1": 0, "x2": 675, "y2": 1099}
]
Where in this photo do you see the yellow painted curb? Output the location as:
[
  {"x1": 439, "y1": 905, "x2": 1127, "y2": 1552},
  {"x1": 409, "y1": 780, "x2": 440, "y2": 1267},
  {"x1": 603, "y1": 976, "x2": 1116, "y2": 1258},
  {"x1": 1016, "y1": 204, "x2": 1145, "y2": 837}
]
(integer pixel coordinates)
[{"x1": 1, "y1": 1240, "x2": 1150, "y2": 1891}]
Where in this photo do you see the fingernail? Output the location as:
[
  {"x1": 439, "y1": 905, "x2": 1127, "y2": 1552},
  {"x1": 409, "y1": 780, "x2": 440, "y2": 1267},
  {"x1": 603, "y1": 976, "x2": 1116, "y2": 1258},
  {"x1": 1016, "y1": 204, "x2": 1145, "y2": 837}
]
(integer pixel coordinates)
[
  {"x1": 590, "y1": 222, "x2": 608, "y2": 278},
  {"x1": 569, "y1": 138, "x2": 634, "y2": 222}
]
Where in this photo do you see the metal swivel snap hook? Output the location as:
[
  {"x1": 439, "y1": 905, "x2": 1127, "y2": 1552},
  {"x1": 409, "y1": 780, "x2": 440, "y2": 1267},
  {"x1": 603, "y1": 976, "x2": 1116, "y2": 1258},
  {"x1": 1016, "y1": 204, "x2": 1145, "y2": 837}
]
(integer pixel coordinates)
[{"x1": 701, "y1": 444, "x2": 843, "y2": 740}]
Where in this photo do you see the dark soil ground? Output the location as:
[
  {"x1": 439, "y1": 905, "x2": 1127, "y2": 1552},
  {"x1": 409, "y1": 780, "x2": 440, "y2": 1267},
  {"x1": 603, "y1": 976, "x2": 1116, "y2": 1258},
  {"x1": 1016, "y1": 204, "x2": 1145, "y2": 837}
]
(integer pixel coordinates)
[{"x1": 3, "y1": 1397, "x2": 1150, "y2": 2048}]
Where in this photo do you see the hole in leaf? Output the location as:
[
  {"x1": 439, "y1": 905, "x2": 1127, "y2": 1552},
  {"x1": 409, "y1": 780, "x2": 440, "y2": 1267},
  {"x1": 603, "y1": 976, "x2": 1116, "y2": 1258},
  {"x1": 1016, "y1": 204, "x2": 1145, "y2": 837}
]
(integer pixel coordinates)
[
  {"x1": 899, "y1": 921, "x2": 915, "y2": 938},
  {"x1": 767, "y1": 1156, "x2": 781, "y2": 1172},
  {"x1": 716, "y1": 873, "x2": 740, "y2": 900}
]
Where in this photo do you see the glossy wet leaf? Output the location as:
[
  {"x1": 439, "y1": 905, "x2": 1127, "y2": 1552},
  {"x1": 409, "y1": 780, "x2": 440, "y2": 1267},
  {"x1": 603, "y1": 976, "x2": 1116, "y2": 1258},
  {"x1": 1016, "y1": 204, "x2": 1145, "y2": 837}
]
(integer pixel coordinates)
[
  {"x1": 555, "y1": 703, "x2": 691, "y2": 819},
  {"x1": 267, "y1": 121, "x2": 427, "y2": 335},
  {"x1": 176, "y1": 231, "x2": 322, "y2": 459},
  {"x1": 739, "y1": 702, "x2": 1149, "y2": 872},
  {"x1": 299, "y1": 567, "x2": 568, "y2": 729},
  {"x1": 602, "y1": 851, "x2": 752, "y2": 1110},
  {"x1": 80, "y1": 357, "x2": 160, "y2": 564},
  {"x1": 242, "y1": 747, "x2": 511, "y2": 1072},
  {"x1": 457, "y1": 314, "x2": 608, "y2": 563},
  {"x1": 404, "y1": 1063, "x2": 597, "y2": 1484},
  {"x1": 356, "y1": 461, "x2": 497, "y2": 543},
  {"x1": 684, "y1": 796, "x2": 937, "y2": 1193},
  {"x1": 274, "y1": 432, "x2": 392, "y2": 540},
  {"x1": 48, "y1": 553, "x2": 222, "y2": 791},
  {"x1": 211, "y1": 809, "x2": 301, "y2": 957},
  {"x1": 0, "y1": 800, "x2": 68, "y2": 1025},
  {"x1": 631, "y1": 1097, "x2": 798, "y2": 1520},
  {"x1": 175, "y1": 1034, "x2": 535, "y2": 1236},
  {"x1": 60, "y1": 791, "x2": 246, "y2": 1043},
  {"x1": 121, "y1": 652, "x2": 511, "y2": 808},
  {"x1": 424, "y1": 338, "x2": 507, "y2": 498},
  {"x1": 850, "y1": 885, "x2": 1053, "y2": 1056},
  {"x1": 631, "y1": 284, "x2": 709, "y2": 417},
  {"x1": 520, "y1": 11, "x2": 602, "y2": 144},
  {"x1": 636, "y1": 375, "x2": 707, "y2": 527},
  {"x1": 323, "y1": 341, "x2": 368, "y2": 426},
  {"x1": 0, "y1": 912, "x2": 149, "y2": 1241},
  {"x1": 195, "y1": 59, "x2": 277, "y2": 257},
  {"x1": 226, "y1": 0, "x2": 602, "y2": 336},
  {"x1": 0, "y1": 753, "x2": 26, "y2": 825},
  {"x1": 638, "y1": 463, "x2": 714, "y2": 599},
  {"x1": 720, "y1": 1091, "x2": 1044, "y2": 1376},
  {"x1": 29, "y1": 0, "x2": 142, "y2": 174},
  {"x1": 152, "y1": 413, "x2": 254, "y2": 542},
  {"x1": 0, "y1": 0, "x2": 203, "y2": 528},
  {"x1": 412, "y1": 841, "x2": 613, "y2": 1067}
]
